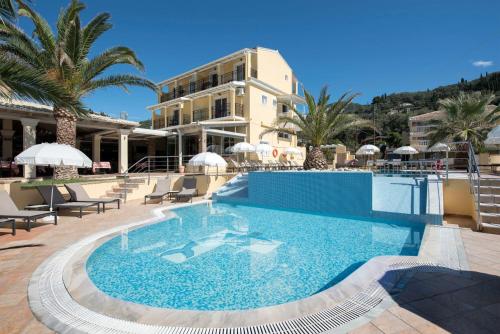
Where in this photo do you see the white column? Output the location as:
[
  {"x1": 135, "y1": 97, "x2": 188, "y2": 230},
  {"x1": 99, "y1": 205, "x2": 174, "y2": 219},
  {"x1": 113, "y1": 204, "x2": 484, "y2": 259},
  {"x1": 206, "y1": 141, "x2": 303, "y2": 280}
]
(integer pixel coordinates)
[
  {"x1": 229, "y1": 88, "x2": 236, "y2": 117},
  {"x1": 1, "y1": 119, "x2": 15, "y2": 160},
  {"x1": 20, "y1": 118, "x2": 38, "y2": 178},
  {"x1": 200, "y1": 128, "x2": 207, "y2": 153},
  {"x1": 92, "y1": 134, "x2": 101, "y2": 162},
  {"x1": 118, "y1": 129, "x2": 130, "y2": 173},
  {"x1": 178, "y1": 131, "x2": 183, "y2": 168}
]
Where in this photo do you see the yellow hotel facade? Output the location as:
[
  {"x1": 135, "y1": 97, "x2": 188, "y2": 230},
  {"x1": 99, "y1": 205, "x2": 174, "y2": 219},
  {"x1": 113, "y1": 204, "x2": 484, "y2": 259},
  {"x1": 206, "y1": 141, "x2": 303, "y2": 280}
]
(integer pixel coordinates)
[{"x1": 147, "y1": 47, "x2": 306, "y2": 164}]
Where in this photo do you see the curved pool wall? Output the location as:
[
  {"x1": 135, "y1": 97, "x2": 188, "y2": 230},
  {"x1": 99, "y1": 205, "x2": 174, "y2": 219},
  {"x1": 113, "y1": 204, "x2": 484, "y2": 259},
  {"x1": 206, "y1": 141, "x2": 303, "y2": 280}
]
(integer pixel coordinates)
[{"x1": 214, "y1": 172, "x2": 443, "y2": 224}]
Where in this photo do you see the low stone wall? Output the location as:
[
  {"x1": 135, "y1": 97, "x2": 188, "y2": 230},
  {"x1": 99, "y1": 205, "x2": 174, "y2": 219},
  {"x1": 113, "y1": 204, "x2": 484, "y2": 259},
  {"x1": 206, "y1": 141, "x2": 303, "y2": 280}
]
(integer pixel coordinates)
[{"x1": 0, "y1": 174, "x2": 233, "y2": 209}]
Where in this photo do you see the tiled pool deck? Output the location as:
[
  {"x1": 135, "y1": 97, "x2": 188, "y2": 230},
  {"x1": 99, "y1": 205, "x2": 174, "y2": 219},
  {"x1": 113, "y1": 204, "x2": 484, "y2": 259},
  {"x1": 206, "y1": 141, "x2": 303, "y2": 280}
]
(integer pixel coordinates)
[{"x1": 0, "y1": 201, "x2": 499, "y2": 333}]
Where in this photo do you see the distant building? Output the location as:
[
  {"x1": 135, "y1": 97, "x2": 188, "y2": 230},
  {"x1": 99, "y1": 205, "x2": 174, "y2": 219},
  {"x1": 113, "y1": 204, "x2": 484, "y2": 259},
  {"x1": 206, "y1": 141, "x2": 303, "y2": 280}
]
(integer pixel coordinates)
[{"x1": 408, "y1": 110, "x2": 445, "y2": 151}]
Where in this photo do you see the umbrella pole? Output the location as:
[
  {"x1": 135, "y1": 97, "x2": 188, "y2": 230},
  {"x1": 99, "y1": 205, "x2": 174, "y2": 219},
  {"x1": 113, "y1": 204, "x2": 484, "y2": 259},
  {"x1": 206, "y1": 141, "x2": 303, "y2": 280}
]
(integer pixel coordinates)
[{"x1": 50, "y1": 173, "x2": 54, "y2": 212}]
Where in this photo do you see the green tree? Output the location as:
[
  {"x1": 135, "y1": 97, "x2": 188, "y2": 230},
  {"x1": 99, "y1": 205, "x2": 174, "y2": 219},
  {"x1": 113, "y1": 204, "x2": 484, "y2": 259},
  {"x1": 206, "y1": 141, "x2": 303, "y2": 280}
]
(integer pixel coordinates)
[
  {"x1": 428, "y1": 92, "x2": 500, "y2": 150},
  {"x1": 0, "y1": 0, "x2": 157, "y2": 178},
  {"x1": 261, "y1": 86, "x2": 371, "y2": 170}
]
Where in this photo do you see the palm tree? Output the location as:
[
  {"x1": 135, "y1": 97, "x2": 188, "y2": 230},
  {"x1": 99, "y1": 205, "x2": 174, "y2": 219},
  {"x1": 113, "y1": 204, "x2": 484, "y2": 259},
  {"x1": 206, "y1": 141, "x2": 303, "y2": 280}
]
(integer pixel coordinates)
[
  {"x1": 0, "y1": 0, "x2": 15, "y2": 21},
  {"x1": 0, "y1": 0, "x2": 157, "y2": 178},
  {"x1": 261, "y1": 87, "x2": 371, "y2": 170},
  {"x1": 0, "y1": 1, "x2": 78, "y2": 107},
  {"x1": 428, "y1": 92, "x2": 500, "y2": 150}
]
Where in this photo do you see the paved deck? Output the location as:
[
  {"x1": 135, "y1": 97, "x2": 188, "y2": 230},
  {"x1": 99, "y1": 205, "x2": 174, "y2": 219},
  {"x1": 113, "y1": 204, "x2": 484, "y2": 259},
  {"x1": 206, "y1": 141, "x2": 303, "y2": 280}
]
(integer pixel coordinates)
[{"x1": 0, "y1": 204, "x2": 499, "y2": 333}]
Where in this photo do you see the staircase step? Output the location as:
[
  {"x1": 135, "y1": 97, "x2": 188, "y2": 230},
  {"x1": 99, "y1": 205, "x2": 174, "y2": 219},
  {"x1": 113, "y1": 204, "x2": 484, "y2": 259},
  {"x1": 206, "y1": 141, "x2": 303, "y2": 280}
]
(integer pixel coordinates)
[
  {"x1": 480, "y1": 212, "x2": 500, "y2": 225},
  {"x1": 481, "y1": 222, "x2": 500, "y2": 235},
  {"x1": 479, "y1": 178, "x2": 500, "y2": 187},
  {"x1": 106, "y1": 191, "x2": 126, "y2": 198},
  {"x1": 480, "y1": 203, "x2": 500, "y2": 213},
  {"x1": 480, "y1": 186, "x2": 500, "y2": 195},
  {"x1": 479, "y1": 194, "x2": 500, "y2": 204}
]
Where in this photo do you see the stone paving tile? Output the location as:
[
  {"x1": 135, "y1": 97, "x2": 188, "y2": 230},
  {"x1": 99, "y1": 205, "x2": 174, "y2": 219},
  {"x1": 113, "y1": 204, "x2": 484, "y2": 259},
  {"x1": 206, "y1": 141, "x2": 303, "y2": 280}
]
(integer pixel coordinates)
[
  {"x1": 370, "y1": 311, "x2": 416, "y2": 334},
  {"x1": 347, "y1": 322, "x2": 384, "y2": 334},
  {"x1": 387, "y1": 306, "x2": 450, "y2": 334},
  {"x1": 438, "y1": 315, "x2": 493, "y2": 334}
]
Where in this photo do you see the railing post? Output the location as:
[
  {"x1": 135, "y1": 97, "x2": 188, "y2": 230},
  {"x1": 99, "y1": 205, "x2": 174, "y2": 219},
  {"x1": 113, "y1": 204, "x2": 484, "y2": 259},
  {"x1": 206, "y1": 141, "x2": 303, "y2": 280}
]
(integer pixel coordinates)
[{"x1": 147, "y1": 156, "x2": 151, "y2": 185}]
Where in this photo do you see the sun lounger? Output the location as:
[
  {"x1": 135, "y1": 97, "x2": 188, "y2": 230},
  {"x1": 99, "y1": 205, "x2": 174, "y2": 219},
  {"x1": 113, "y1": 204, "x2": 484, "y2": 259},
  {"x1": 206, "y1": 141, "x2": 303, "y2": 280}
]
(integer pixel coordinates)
[
  {"x1": 0, "y1": 190, "x2": 57, "y2": 232},
  {"x1": 145, "y1": 178, "x2": 177, "y2": 204},
  {"x1": 65, "y1": 184, "x2": 120, "y2": 212},
  {"x1": 0, "y1": 218, "x2": 16, "y2": 235},
  {"x1": 175, "y1": 177, "x2": 198, "y2": 203},
  {"x1": 37, "y1": 186, "x2": 99, "y2": 218}
]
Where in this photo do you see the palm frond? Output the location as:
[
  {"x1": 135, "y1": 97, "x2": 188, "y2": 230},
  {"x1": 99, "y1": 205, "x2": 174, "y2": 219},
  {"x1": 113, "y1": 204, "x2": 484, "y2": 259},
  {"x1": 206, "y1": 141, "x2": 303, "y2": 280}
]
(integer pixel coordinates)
[
  {"x1": 79, "y1": 74, "x2": 157, "y2": 97},
  {"x1": 79, "y1": 13, "x2": 111, "y2": 62},
  {"x1": 17, "y1": 0, "x2": 56, "y2": 55}
]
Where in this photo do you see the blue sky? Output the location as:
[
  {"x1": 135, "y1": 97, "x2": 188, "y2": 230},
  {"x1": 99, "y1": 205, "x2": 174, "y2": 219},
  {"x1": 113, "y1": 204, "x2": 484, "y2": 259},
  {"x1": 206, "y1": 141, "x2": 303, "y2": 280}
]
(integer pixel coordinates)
[{"x1": 19, "y1": 0, "x2": 500, "y2": 121}]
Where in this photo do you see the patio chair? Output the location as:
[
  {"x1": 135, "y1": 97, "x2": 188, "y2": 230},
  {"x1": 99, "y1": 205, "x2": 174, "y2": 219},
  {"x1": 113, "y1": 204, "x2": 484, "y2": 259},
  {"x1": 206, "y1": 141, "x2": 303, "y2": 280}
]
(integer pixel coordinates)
[
  {"x1": 0, "y1": 190, "x2": 57, "y2": 232},
  {"x1": 375, "y1": 159, "x2": 386, "y2": 173},
  {"x1": 175, "y1": 177, "x2": 198, "y2": 203},
  {"x1": 144, "y1": 178, "x2": 177, "y2": 204},
  {"x1": 37, "y1": 186, "x2": 100, "y2": 218},
  {"x1": 0, "y1": 218, "x2": 16, "y2": 235},
  {"x1": 65, "y1": 184, "x2": 120, "y2": 212}
]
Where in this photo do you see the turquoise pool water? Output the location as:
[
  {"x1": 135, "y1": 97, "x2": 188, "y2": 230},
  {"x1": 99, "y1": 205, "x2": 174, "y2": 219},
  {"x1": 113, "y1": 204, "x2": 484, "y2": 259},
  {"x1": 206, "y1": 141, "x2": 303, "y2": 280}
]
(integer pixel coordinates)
[{"x1": 87, "y1": 203, "x2": 425, "y2": 311}]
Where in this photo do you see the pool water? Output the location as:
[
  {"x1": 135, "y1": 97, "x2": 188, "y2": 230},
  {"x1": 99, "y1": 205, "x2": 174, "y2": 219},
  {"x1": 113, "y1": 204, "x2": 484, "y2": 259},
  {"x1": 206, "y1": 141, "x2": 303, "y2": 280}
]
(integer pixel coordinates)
[{"x1": 87, "y1": 203, "x2": 425, "y2": 311}]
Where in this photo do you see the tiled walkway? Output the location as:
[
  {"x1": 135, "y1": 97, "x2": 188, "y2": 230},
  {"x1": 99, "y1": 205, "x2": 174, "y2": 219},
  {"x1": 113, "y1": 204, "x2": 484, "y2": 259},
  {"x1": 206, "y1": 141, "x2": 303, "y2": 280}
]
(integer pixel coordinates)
[{"x1": 1, "y1": 206, "x2": 499, "y2": 333}]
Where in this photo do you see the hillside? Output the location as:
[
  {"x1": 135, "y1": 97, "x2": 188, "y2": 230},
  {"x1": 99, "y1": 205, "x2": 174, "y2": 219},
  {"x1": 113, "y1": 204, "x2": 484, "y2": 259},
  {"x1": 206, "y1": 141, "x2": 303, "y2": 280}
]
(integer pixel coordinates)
[{"x1": 339, "y1": 71, "x2": 500, "y2": 149}]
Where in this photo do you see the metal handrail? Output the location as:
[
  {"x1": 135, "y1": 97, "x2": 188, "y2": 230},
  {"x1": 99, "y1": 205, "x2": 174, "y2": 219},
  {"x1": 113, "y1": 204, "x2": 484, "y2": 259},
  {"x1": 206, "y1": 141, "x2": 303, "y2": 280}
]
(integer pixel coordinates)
[{"x1": 466, "y1": 142, "x2": 481, "y2": 229}]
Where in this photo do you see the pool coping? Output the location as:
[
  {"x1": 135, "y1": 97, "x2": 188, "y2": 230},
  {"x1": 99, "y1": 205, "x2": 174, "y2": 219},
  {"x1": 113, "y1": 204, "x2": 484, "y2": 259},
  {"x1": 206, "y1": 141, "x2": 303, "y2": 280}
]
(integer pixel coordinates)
[{"x1": 28, "y1": 201, "x2": 469, "y2": 333}]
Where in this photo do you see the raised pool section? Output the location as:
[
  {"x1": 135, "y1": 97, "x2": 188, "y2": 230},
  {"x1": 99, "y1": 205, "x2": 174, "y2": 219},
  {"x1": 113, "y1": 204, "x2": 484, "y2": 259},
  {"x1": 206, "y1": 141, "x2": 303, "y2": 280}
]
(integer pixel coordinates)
[{"x1": 214, "y1": 171, "x2": 442, "y2": 224}]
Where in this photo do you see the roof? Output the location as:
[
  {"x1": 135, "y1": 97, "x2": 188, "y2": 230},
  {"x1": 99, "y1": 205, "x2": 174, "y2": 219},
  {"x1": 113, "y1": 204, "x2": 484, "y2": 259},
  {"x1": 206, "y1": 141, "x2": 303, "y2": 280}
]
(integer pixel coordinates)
[
  {"x1": 409, "y1": 110, "x2": 445, "y2": 121},
  {"x1": 0, "y1": 98, "x2": 138, "y2": 127}
]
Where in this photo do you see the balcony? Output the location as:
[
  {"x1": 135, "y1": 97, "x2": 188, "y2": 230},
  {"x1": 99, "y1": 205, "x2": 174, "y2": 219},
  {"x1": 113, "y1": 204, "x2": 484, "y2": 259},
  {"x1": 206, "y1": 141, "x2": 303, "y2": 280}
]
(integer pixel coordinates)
[
  {"x1": 153, "y1": 118, "x2": 165, "y2": 129},
  {"x1": 193, "y1": 108, "x2": 210, "y2": 122},
  {"x1": 211, "y1": 103, "x2": 244, "y2": 119},
  {"x1": 160, "y1": 68, "x2": 257, "y2": 103},
  {"x1": 182, "y1": 114, "x2": 191, "y2": 124}
]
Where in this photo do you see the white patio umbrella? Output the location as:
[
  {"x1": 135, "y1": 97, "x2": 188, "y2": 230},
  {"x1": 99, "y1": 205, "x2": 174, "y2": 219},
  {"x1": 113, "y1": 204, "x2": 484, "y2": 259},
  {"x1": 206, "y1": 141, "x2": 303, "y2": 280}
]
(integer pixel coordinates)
[
  {"x1": 15, "y1": 143, "x2": 92, "y2": 211},
  {"x1": 394, "y1": 146, "x2": 419, "y2": 155},
  {"x1": 188, "y1": 152, "x2": 227, "y2": 175},
  {"x1": 284, "y1": 147, "x2": 303, "y2": 156},
  {"x1": 224, "y1": 145, "x2": 234, "y2": 154},
  {"x1": 485, "y1": 126, "x2": 500, "y2": 145},
  {"x1": 428, "y1": 143, "x2": 450, "y2": 180},
  {"x1": 255, "y1": 141, "x2": 273, "y2": 160},
  {"x1": 231, "y1": 142, "x2": 255, "y2": 153},
  {"x1": 355, "y1": 144, "x2": 380, "y2": 156}
]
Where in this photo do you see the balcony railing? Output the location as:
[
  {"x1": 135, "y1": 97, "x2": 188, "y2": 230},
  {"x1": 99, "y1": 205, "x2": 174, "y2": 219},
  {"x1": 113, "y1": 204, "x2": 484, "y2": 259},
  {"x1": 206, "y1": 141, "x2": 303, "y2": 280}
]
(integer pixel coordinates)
[
  {"x1": 193, "y1": 108, "x2": 209, "y2": 122},
  {"x1": 182, "y1": 114, "x2": 191, "y2": 124},
  {"x1": 211, "y1": 103, "x2": 244, "y2": 119},
  {"x1": 168, "y1": 118, "x2": 179, "y2": 127},
  {"x1": 160, "y1": 67, "x2": 257, "y2": 103},
  {"x1": 153, "y1": 118, "x2": 165, "y2": 129}
]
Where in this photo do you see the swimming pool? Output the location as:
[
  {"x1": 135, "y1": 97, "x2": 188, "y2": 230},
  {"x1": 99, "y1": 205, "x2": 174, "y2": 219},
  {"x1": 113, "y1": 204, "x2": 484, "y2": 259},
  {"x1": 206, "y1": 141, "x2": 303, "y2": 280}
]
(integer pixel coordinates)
[{"x1": 86, "y1": 202, "x2": 425, "y2": 311}]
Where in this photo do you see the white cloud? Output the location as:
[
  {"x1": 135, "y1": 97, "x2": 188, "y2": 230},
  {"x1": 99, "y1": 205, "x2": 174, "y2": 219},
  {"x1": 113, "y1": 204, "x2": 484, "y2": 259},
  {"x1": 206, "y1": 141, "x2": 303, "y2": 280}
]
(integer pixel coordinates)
[{"x1": 472, "y1": 60, "x2": 493, "y2": 68}]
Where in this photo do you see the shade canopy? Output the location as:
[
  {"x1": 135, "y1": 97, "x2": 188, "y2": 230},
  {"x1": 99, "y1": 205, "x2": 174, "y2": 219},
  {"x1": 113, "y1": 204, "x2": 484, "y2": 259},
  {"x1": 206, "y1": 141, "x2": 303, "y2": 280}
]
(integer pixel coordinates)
[
  {"x1": 255, "y1": 141, "x2": 272, "y2": 157},
  {"x1": 15, "y1": 143, "x2": 92, "y2": 167},
  {"x1": 188, "y1": 152, "x2": 228, "y2": 167},
  {"x1": 394, "y1": 146, "x2": 419, "y2": 155},
  {"x1": 428, "y1": 143, "x2": 450, "y2": 152},
  {"x1": 231, "y1": 142, "x2": 255, "y2": 153},
  {"x1": 356, "y1": 144, "x2": 380, "y2": 155},
  {"x1": 485, "y1": 126, "x2": 500, "y2": 145},
  {"x1": 284, "y1": 147, "x2": 303, "y2": 156}
]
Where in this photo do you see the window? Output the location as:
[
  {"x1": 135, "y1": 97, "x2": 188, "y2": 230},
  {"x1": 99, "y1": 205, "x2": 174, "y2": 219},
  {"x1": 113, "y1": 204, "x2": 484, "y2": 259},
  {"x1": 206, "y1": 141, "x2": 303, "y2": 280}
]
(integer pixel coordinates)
[
  {"x1": 278, "y1": 132, "x2": 291, "y2": 140},
  {"x1": 282, "y1": 104, "x2": 289, "y2": 113},
  {"x1": 189, "y1": 81, "x2": 196, "y2": 94},
  {"x1": 261, "y1": 95, "x2": 268, "y2": 105},
  {"x1": 285, "y1": 74, "x2": 289, "y2": 81},
  {"x1": 272, "y1": 99, "x2": 277, "y2": 108}
]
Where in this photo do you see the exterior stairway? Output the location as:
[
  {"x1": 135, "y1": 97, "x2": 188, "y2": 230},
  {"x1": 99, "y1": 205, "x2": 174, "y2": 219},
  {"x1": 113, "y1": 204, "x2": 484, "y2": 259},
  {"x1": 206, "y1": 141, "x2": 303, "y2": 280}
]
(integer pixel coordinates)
[
  {"x1": 478, "y1": 177, "x2": 500, "y2": 233},
  {"x1": 106, "y1": 175, "x2": 147, "y2": 201},
  {"x1": 212, "y1": 173, "x2": 249, "y2": 204}
]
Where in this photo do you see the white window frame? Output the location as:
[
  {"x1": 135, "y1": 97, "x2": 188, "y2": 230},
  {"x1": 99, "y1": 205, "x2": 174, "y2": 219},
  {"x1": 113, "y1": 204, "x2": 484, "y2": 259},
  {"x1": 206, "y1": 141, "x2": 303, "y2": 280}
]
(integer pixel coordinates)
[{"x1": 261, "y1": 95, "x2": 268, "y2": 105}]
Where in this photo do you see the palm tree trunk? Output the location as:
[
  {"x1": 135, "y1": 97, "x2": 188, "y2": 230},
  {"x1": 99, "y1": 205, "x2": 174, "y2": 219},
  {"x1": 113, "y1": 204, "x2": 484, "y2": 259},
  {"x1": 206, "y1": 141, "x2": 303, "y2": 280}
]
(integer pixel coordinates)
[
  {"x1": 53, "y1": 107, "x2": 79, "y2": 179},
  {"x1": 303, "y1": 147, "x2": 329, "y2": 170}
]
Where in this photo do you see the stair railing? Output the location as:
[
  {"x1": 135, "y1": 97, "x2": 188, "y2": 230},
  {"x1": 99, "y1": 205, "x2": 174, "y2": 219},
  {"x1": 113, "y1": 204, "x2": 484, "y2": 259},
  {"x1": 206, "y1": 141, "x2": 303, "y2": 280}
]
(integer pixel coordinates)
[{"x1": 467, "y1": 142, "x2": 481, "y2": 230}]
